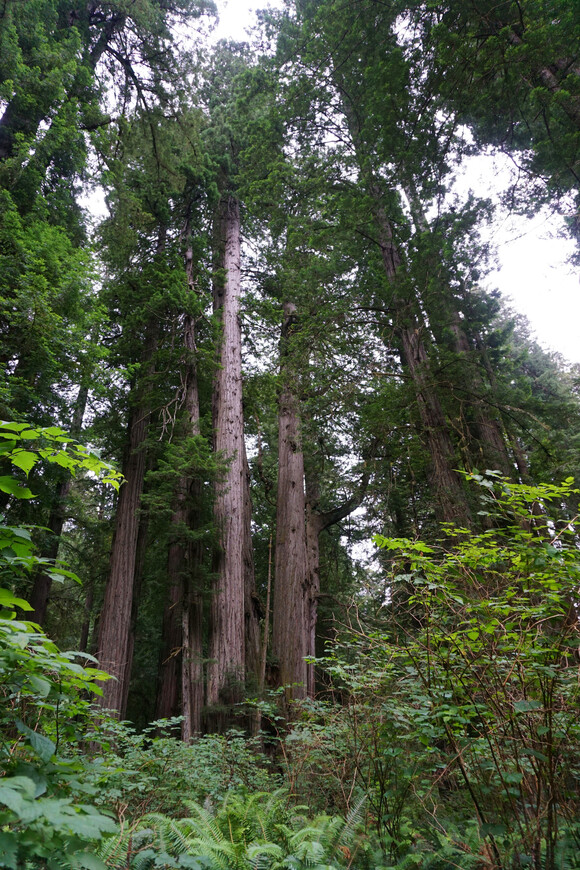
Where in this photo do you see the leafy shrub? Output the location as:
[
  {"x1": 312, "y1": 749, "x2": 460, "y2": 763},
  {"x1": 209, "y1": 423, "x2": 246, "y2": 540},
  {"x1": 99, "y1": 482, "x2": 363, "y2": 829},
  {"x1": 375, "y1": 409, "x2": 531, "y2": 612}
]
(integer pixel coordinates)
[
  {"x1": 91, "y1": 723, "x2": 281, "y2": 821},
  {"x1": 0, "y1": 589, "x2": 117, "y2": 869},
  {"x1": 307, "y1": 476, "x2": 580, "y2": 869},
  {"x1": 0, "y1": 423, "x2": 121, "y2": 869}
]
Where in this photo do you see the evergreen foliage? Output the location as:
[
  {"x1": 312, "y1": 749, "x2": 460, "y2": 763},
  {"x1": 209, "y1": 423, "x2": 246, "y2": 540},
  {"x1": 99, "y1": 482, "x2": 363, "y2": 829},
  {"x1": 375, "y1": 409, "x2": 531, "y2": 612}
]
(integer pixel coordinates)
[{"x1": 1, "y1": 1, "x2": 580, "y2": 868}]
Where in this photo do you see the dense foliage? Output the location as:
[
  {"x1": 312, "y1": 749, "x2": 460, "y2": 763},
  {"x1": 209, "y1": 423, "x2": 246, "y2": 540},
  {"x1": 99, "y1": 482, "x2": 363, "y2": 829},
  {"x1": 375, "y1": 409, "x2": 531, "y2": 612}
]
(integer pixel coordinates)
[{"x1": 1, "y1": 0, "x2": 580, "y2": 867}]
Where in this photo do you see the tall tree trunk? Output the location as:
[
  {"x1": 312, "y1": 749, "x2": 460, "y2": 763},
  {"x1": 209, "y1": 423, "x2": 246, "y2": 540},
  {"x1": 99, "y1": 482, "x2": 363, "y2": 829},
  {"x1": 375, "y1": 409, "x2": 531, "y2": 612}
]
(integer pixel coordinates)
[
  {"x1": 156, "y1": 268, "x2": 204, "y2": 737},
  {"x1": 272, "y1": 303, "x2": 309, "y2": 702},
  {"x1": 339, "y1": 89, "x2": 470, "y2": 525},
  {"x1": 28, "y1": 384, "x2": 89, "y2": 625},
  {"x1": 156, "y1": 512, "x2": 187, "y2": 723},
  {"x1": 207, "y1": 195, "x2": 248, "y2": 709},
  {"x1": 305, "y1": 488, "x2": 321, "y2": 700},
  {"x1": 449, "y1": 316, "x2": 513, "y2": 477},
  {"x1": 398, "y1": 322, "x2": 470, "y2": 524},
  {"x1": 272, "y1": 301, "x2": 309, "y2": 702},
  {"x1": 181, "y1": 559, "x2": 204, "y2": 741},
  {"x1": 96, "y1": 320, "x2": 157, "y2": 716},
  {"x1": 372, "y1": 183, "x2": 470, "y2": 523},
  {"x1": 304, "y1": 467, "x2": 372, "y2": 698},
  {"x1": 243, "y1": 440, "x2": 261, "y2": 687},
  {"x1": 121, "y1": 501, "x2": 150, "y2": 721},
  {"x1": 403, "y1": 179, "x2": 514, "y2": 481}
]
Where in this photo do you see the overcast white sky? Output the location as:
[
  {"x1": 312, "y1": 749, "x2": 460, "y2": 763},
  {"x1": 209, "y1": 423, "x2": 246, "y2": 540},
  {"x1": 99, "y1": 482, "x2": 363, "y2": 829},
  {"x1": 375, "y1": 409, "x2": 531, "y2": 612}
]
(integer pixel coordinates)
[{"x1": 214, "y1": 0, "x2": 580, "y2": 365}]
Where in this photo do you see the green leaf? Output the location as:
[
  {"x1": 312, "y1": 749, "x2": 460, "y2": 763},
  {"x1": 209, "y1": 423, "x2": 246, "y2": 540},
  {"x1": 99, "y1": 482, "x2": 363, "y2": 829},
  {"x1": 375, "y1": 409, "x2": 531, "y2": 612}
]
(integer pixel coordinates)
[
  {"x1": 50, "y1": 452, "x2": 76, "y2": 470},
  {"x1": 69, "y1": 854, "x2": 108, "y2": 870},
  {"x1": 520, "y1": 747, "x2": 548, "y2": 762},
  {"x1": 15, "y1": 720, "x2": 55, "y2": 762},
  {"x1": 11, "y1": 450, "x2": 38, "y2": 475},
  {"x1": 0, "y1": 423, "x2": 29, "y2": 433},
  {"x1": 0, "y1": 476, "x2": 35, "y2": 498},
  {"x1": 513, "y1": 699, "x2": 542, "y2": 713},
  {"x1": 0, "y1": 775, "x2": 37, "y2": 813},
  {"x1": 28, "y1": 674, "x2": 52, "y2": 697},
  {"x1": 481, "y1": 823, "x2": 507, "y2": 838},
  {"x1": 46, "y1": 567, "x2": 82, "y2": 584},
  {"x1": 0, "y1": 831, "x2": 18, "y2": 867},
  {"x1": 0, "y1": 587, "x2": 33, "y2": 611}
]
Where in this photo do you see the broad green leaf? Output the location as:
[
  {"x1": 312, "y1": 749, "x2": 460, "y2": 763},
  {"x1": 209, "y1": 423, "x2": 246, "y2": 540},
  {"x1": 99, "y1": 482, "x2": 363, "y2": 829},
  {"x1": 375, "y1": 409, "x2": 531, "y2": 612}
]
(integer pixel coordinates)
[
  {"x1": 0, "y1": 831, "x2": 18, "y2": 866},
  {"x1": 0, "y1": 476, "x2": 35, "y2": 498},
  {"x1": 0, "y1": 423, "x2": 29, "y2": 433},
  {"x1": 521, "y1": 747, "x2": 548, "y2": 762},
  {"x1": 0, "y1": 776, "x2": 37, "y2": 817},
  {"x1": 51, "y1": 452, "x2": 76, "y2": 470},
  {"x1": 11, "y1": 450, "x2": 38, "y2": 475},
  {"x1": 15, "y1": 720, "x2": 55, "y2": 763},
  {"x1": 70, "y1": 854, "x2": 109, "y2": 870},
  {"x1": 42, "y1": 426, "x2": 68, "y2": 437},
  {"x1": 28, "y1": 674, "x2": 52, "y2": 697},
  {"x1": 0, "y1": 588, "x2": 33, "y2": 611},
  {"x1": 513, "y1": 699, "x2": 542, "y2": 713},
  {"x1": 46, "y1": 567, "x2": 82, "y2": 584}
]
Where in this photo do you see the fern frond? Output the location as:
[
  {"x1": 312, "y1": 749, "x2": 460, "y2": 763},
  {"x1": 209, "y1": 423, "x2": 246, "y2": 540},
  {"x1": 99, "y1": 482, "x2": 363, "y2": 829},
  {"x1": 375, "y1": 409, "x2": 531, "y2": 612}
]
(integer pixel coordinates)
[
  {"x1": 131, "y1": 848, "x2": 157, "y2": 870},
  {"x1": 338, "y1": 795, "x2": 365, "y2": 851},
  {"x1": 247, "y1": 841, "x2": 285, "y2": 870},
  {"x1": 182, "y1": 799, "x2": 226, "y2": 844}
]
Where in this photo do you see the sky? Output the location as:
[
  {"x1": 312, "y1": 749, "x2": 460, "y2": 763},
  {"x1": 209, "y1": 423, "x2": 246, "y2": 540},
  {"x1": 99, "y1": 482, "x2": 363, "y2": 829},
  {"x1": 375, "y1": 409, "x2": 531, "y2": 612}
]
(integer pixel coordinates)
[{"x1": 213, "y1": 0, "x2": 580, "y2": 366}]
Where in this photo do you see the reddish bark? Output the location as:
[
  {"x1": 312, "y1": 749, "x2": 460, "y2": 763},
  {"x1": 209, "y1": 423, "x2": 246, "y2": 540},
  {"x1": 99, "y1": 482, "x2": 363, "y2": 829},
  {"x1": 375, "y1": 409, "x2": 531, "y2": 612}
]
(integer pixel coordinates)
[
  {"x1": 341, "y1": 94, "x2": 471, "y2": 525},
  {"x1": 96, "y1": 321, "x2": 157, "y2": 716},
  {"x1": 156, "y1": 309, "x2": 204, "y2": 737},
  {"x1": 207, "y1": 195, "x2": 250, "y2": 708},
  {"x1": 156, "y1": 228, "x2": 206, "y2": 739},
  {"x1": 272, "y1": 301, "x2": 309, "y2": 702}
]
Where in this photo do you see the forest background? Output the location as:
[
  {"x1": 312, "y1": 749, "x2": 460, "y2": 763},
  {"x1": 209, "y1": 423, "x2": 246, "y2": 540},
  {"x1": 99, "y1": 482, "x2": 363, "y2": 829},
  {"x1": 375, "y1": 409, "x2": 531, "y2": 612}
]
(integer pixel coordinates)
[{"x1": 1, "y1": 1, "x2": 580, "y2": 869}]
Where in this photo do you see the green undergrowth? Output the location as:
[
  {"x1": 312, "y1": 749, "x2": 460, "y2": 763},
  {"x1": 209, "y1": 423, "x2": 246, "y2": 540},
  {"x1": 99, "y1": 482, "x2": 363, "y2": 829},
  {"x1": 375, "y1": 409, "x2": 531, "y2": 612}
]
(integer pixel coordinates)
[{"x1": 3, "y1": 440, "x2": 580, "y2": 869}]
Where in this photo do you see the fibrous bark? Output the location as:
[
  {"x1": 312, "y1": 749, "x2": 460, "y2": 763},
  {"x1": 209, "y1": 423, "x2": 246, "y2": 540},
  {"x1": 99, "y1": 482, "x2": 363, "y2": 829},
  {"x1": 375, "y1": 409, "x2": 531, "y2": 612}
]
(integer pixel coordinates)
[
  {"x1": 207, "y1": 195, "x2": 251, "y2": 708},
  {"x1": 96, "y1": 320, "x2": 157, "y2": 716},
  {"x1": 370, "y1": 181, "x2": 470, "y2": 524},
  {"x1": 272, "y1": 301, "x2": 309, "y2": 702},
  {"x1": 340, "y1": 86, "x2": 471, "y2": 524},
  {"x1": 156, "y1": 235, "x2": 204, "y2": 739}
]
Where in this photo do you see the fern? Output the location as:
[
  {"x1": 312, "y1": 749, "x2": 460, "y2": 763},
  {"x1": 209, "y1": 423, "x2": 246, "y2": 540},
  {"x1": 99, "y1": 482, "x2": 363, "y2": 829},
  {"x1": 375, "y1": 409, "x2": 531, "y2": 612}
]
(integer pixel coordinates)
[{"x1": 114, "y1": 790, "x2": 361, "y2": 870}]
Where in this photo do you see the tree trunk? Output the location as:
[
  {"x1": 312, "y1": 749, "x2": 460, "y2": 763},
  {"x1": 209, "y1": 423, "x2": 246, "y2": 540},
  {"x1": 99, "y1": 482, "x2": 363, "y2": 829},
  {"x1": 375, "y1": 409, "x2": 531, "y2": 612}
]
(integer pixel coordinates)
[
  {"x1": 305, "y1": 469, "x2": 372, "y2": 698},
  {"x1": 96, "y1": 321, "x2": 157, "y2": 716},
  {"x1": 121, "y1": 503, "x2": 149, "y2": 721},
  {"x1": 243, "y1": 440, "x2": 261, "y2": 688},
  {"x1": 156, "y1": 295, "x2": 204, "y2": 738},
  {"x1": 182, "y1": 571, "x2": 204, "y2": 740},
  {"x1": 305, "y1": 496, "x2": 321, "y2": 700},
  {"x1": 450, "y1": 319, "x2": 513, "y2": 477},
  {"x1": 404, "y1": 180, "x2": 514, "y2": 481},
  {"x1": 207, "y1": 195, "x2": 248, "y2": 709},
  {"x1": 398, "y1": 323, "x2": 470, "y2": 524},
  {"x1": 156, "y1": 486, "x2": 191, "y2": 726},
  {"x1": 340, "y1": 91, "x2": 471, "y2": 525},
  {"x1": 370, "y1": 181, "x2": 469, "y2": 523},
  {"x1": 272, "y1": 301, "x2": 309, "y2": 703}
]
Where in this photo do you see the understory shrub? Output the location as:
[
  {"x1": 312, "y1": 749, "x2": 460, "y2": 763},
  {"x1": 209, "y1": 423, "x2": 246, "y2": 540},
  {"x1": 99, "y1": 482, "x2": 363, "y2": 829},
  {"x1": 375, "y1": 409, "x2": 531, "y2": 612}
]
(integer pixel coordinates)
[
  {"x1": 284, "y1": 476, "x2": 580, "y2": 869},
  {"x1": 90, "y1": 723, "x2": 281, "y2": 821}
]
